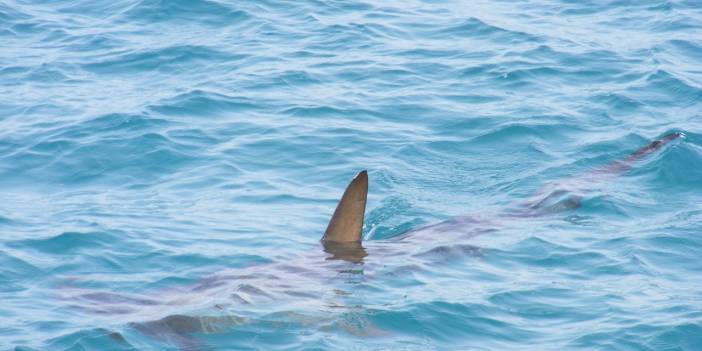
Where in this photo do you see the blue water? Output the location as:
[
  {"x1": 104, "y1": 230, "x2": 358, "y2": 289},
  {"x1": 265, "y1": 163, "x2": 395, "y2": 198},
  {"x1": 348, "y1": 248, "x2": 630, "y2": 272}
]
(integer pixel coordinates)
[{"x1": 2, "y1": 0, "x2": 702, "y2": 350}]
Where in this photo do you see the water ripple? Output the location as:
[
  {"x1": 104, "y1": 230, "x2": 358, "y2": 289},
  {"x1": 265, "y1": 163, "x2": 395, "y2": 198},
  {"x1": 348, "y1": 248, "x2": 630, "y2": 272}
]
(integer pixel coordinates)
[{"x1": 2, "y1": 0, "x2": 701, "y2": 350}]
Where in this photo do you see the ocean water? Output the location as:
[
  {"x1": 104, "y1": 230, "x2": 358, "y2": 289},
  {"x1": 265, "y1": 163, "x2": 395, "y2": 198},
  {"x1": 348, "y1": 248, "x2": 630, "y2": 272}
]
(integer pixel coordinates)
[{"x1": 2, "y1": 0, "x2": 702, "y2": 350}]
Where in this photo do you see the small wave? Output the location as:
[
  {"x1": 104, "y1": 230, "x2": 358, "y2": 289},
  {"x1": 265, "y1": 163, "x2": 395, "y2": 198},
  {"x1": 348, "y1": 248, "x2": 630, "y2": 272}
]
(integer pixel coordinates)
[
  {"x1": 7, "y1": 231, "x2": 116, "y2": 255},
  {"x1": 644, "y1": 69, "x2": 702, "y2": 104},
  {"x1": 82, "y1": 45, "x2": 231, "y2": 74},
  {"x1": 572, "y1": 322, "x2": 702, "y2": 351},
  {"x1": 436, "y1": 17, "x2": 542, "y2": 44},
  {"x1": 633, "y1": 136, "x2": 702, "y2": 189},
  {"x1": 469, "y1": 123, "x2": 572, "y2": 147},
  {"x1": 44, "y1": 327, "x2": 133, "y2": 351},
  {"x1": 2, "y1": 125, "x2": 195, "y2": 185},
  {"x1": 148, "y1": 89, "x2": 260, "y2": 117},
  {"x1": 0, "y1": 251, "x2": 44, "y2": 291},
  {"x1": 118, "y1": 0, "x2": 251, "y2": 26}
]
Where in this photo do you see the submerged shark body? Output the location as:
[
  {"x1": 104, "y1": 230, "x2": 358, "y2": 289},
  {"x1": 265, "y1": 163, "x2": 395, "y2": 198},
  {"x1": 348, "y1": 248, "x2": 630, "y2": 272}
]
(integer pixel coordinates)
[{"x1": 59, "y1": 132, "x2": 682, "y2": 349}]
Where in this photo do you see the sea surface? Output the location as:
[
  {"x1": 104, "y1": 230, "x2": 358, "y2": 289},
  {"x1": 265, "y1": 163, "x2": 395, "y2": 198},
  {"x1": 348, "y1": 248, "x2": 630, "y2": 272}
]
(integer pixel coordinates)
[{"x1": 2, "y1": 0, "x2": 702, "y2": 350}]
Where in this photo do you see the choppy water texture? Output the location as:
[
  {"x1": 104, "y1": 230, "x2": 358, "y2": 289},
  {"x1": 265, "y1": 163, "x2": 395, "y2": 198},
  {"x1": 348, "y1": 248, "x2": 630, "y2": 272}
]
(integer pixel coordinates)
[{"x1": 2, "y1": 0, "x2": 702, "y2": 350}]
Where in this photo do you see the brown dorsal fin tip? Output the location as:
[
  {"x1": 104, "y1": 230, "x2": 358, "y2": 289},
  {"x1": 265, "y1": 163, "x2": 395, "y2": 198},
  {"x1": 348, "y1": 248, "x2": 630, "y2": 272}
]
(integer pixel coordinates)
[{"x1": 322, "y1": 170, "x2": 368, "y2": 243}]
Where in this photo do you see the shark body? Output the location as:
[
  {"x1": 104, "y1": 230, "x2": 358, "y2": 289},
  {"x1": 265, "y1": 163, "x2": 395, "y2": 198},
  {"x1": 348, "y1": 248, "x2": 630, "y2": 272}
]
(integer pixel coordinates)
[{"x1": 60, "y1": 132, "x2": 682, "y2": 349}]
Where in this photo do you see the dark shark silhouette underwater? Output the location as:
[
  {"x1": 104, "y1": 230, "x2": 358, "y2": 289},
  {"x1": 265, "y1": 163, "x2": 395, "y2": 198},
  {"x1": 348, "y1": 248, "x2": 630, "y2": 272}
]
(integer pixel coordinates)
[{"x1": 62, "y1": 132, "x2": 683, "y2": 350}]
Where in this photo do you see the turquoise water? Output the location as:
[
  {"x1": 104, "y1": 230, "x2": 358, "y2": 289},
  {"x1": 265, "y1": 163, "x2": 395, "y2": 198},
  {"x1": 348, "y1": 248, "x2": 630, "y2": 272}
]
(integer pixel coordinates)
[{"x1": 2, "y1": 0, "x2": 702, "y2": 349}]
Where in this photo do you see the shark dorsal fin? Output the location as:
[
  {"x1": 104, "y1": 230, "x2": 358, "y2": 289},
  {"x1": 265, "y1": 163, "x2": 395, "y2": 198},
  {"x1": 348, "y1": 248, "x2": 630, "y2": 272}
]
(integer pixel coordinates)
[{"x1": 322, "y1": 170, "x2": 368, "y2": 243}]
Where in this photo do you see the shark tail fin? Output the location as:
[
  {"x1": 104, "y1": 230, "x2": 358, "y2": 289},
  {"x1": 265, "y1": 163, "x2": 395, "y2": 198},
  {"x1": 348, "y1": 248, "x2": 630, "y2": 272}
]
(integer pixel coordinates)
[
  {"x1": 322, "y1": 170, "x2": 368, "y2": 243},
  {"x1": 624, "y1": 132, "x2": 682, "y2": 163},
  {"x1": 601, "y1": 132, "x2": 683, "y2": 175}
]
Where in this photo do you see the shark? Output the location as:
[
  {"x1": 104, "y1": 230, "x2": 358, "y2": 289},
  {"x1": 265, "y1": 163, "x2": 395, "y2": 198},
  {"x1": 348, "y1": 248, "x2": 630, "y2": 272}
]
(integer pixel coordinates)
[{"x1": 59, "y1": 132, "x2": 683, "y2": 350}]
